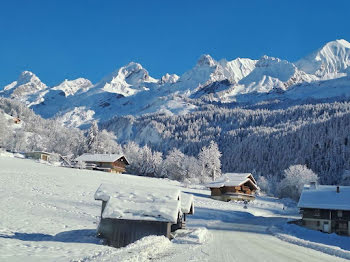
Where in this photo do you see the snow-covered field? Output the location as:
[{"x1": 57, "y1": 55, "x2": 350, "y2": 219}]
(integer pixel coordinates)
[{"x1": 0, "y1": 155, "x2": 349, "y2": 261}]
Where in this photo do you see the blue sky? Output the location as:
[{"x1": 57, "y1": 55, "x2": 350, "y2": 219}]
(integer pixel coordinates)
[{"x1": 1, "y1": 0, "x2": 349, "y2": 87}]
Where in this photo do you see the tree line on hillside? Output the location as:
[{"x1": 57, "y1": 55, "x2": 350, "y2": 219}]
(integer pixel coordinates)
[
  {"x1": 101, "y1": 100, "x2": 350, "y2": 186},
  {"x1": 0, "y1": 97, "x2": 222, "y2": 183}
]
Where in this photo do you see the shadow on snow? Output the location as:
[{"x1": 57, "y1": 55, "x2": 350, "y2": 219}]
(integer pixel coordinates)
[
  {"x1": 0, "y1": 229, "x2": 101, "y2": 244},
  {"x1": 188, "y1": 207, "x2": 288, "y2": 235}
]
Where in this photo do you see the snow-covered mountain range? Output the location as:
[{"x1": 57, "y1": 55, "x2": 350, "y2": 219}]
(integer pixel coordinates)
[{"x1": 2, "y1": 39, "x2": 350, "y2": 127}]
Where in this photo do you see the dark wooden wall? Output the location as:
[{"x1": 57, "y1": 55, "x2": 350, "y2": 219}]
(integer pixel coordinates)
[{"x1": 98, "y1": 218, "x2": 171, "y2": 248}]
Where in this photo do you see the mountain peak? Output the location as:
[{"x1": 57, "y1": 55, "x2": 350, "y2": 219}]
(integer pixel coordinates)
[
  {"x1": 16, "y1": 71, "x2": 40, "y2": 85},
  {"x1": 296, "y1": 39, "x2": 350, "y2": 79},
  {"x1": 96, "y1": 62, "x2": 158, "y2": 96},
  {"x1": 52, "y1": 78, "x2": 92, "y2": 96},
  {"x1": 327, "y1": 39, "x2": 350, "y2": 49},
  {"x1": 197, "y1": 54, "x2": 216, "y2": 67},
  {"x1": 122, "y1": 62, "x2": 144, "y2": 73},
  {"x1": 256, "y1": 55, "x2": 282, "y2": 67}
]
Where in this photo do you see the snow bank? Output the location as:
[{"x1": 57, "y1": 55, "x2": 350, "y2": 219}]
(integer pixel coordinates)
[
  {"x1": 172, "y1": 228, "x2": 209, "y2": 245},
  {"x1": 74, "y1": 235, "x2": 171, "y2": 262},
  {"x1": 0, "y1": 150, "x2": 14, "y2": 157},
  {"x1": 269, "y1": 223, "x2": 350, "y2": 260}
]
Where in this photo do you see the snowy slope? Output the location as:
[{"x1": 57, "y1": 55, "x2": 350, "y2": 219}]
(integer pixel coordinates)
[
  {"x1": 239, "y1": 55, "x2": 316, "y2": 92},
  {"x1": 52, "y1": 78, "x2": 93, "y2": 96},
  {"x1": 1, "y1": 156, "x2": 348, "y2": 261}
]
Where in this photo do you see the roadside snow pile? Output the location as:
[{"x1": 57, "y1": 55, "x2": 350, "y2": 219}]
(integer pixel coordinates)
[
  {"x1": 74, "y1": 235, "x2": 171, "y2": 262},
  {"x1": 172, "y1": 228, "x2": 209, "y2": 245},
  {"x1": 270, "y1": 223, "x2": 350, "y2": 260},
  {"x1": 0, "y1": 150, "x2": 13, "y2": 157}
]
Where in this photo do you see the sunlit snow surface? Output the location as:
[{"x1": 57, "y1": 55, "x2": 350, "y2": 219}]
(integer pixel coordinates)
[{"x1": 0, "y1": 156, "x2": 349, "y2": 261}]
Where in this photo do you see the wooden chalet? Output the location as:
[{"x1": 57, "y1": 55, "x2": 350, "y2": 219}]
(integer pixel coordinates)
[
  {"x1": 24, "y1": 151, "x2": 51, "y2": 162},
  {"x1": 75, "y1": 154, "x2": 129, "y2": 173},
  {"x1": 94, "y1": 183, "x2": 194, "y2": 247},
  {"x1": 298, "y1": 183, "x2": 350, "y2": 236},
  {"x1": 207, "y1": 173, "x2": 258, "y2": 201}
]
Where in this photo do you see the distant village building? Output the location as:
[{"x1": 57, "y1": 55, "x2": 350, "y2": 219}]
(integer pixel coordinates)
[
  {"x1": 24, "y1": 151, "x2": 51, "y2": 162},
  {"x1": 298, "y1": 184, "x2": 350, "y2": 236},
  {"x1": 75, "y1": 154, "x2": 129, "y2": 173},
  {"x1": 94, "y1": 183, "x2": 194, "y2": 247},
  {"x1": 13, "y1": 117, "x2": 21, "y2": 124},
  {"x1": 207, "y1": 173, "x2": 258, "y2": 201}
]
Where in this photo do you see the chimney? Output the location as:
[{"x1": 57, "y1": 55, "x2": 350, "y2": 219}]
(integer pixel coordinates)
[
  {"x1": 310, "y1": 181, "x2": 317, "y2": 189},
  {"x1": 337, "y1": 186, "x2": 340, "y2": 193}
]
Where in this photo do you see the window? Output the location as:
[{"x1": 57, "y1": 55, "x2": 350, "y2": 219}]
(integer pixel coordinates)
[
  {"x1": 338, "y1": 222, "x2": 347, "y2": 230},
  {"x1": 314, "y1": 209, "x2": 320, "y2": 217},
  {"x1": 337, "y1": 210, "x2": 343, "y2": 217},
  {"x1": 317, "y1": 221, "x2": 320, "y2": 227}
]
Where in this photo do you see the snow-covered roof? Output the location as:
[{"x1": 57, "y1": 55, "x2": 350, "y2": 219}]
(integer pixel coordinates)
[
  {"x1": 25, "y1": 151, "x2": 52, "y2": 155},
  {"x1": 298, "y1": 185, "x2": 350, "y2": 211},
  {"x1": 181, "y1": 192, "x2": 194, "y2": 214},
  {"x1": 75, "y1": 153, "x2": 128, "y2": 163},
  {"x1": 94, "y1": 183, "x2": 181, "y2": 203},
  {"x1": 102, "y1": 197, "x2": 181, "y2": 223},
  {"x1": 206, "y1": 173, "x2": 257, "y2": 189}
]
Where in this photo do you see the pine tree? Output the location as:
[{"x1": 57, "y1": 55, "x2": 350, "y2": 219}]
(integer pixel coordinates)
[{"x1": 87, "y1": 121, "x2": 99, "y2": 153}]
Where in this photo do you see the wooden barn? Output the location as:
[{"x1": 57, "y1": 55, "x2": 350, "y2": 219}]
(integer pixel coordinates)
[
  {"x1": 94, "y1": 183, "x2": 195, "y2": 247},
  {"x1": 298, "y1": 184, "x2": 350, "y2": 236},
  {"x1": 75, "y1": 154, "x2": 129, "y2": 173},
  {"x1": 24, "y1": 151, "x2": 51, "y2": 162},
  {"x1": 207, "y1": 173, "x2": 258, "y2": 201},
  {"x1": 97, "y1": 197, "x2": 181, "y2": 248}
]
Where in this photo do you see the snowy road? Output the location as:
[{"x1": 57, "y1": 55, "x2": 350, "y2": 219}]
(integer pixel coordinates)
[{"x1": 158, "y1": 213, "x2": 348, "y2": 262}]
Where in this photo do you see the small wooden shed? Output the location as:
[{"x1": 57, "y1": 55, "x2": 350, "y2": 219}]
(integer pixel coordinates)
[
  {"x1": 207, "y1": 173, "x2": 258, "y2": 201},
  {"x1": 75, "y1": 154, "x2": 129, "y2": 173},
  {"x1": 94, "y1": 183, "x2": 195, "y2": 247},
  {"x1": 96, "y1": 196, "x2": 181, "y2": 248},
  {"x1": 24, "y1": 151, "x2": 51, "y2": 162}
]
